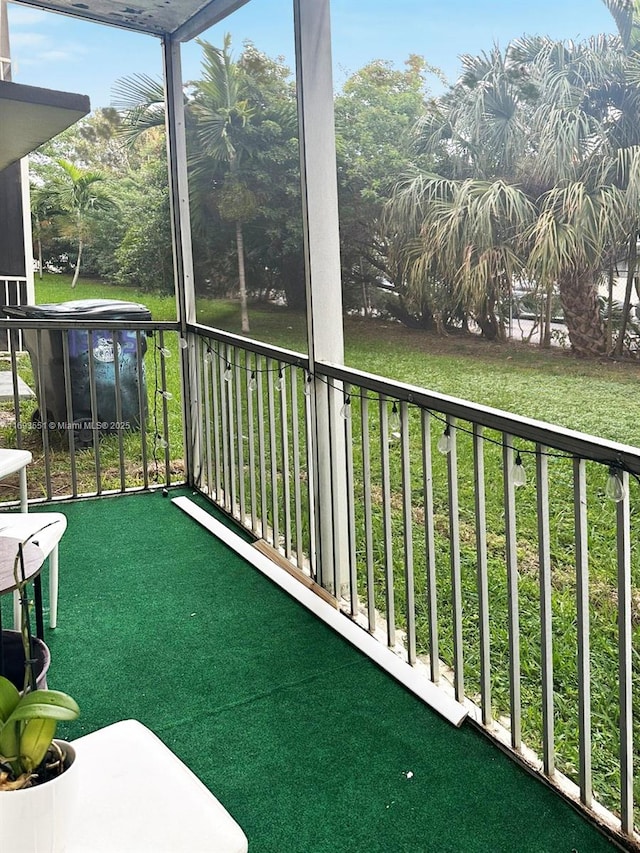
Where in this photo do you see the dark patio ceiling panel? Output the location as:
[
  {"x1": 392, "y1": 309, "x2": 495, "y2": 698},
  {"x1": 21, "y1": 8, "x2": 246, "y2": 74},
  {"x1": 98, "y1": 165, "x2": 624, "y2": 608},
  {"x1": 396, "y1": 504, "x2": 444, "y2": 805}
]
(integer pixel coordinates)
[
  {"x1": 0, "y1": 79, "x2": 90, "y2": 170},
  {"x1": 9, "y1": 0, "x2": 248, "y2": 38}
]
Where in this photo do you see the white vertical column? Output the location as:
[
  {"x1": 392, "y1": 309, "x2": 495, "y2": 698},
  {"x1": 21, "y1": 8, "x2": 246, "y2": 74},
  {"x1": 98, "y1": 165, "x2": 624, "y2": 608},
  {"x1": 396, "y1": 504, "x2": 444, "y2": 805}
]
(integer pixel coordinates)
[
  {"x1": 294, "y1": 0, "x2": 348, "y2": 594},
  {"x1": 163, "y1": 36, "x2": 201, "y2": 486}
]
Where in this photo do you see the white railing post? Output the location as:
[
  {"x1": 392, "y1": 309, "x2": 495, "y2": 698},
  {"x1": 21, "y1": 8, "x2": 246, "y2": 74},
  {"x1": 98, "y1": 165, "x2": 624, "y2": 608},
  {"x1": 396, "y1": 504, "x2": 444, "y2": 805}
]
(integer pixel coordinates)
[
  {"x1": 162, "y1": 35, "x2": 201, "y2": 489},
  {"x1": 294, "y1": 0, "x2": 348, "y2": 595}
]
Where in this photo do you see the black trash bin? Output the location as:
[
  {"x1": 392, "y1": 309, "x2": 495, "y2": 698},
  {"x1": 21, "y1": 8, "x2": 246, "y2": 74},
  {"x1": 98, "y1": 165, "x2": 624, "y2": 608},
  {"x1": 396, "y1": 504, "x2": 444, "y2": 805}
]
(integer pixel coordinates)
[{"x1": 3, "y1": 299, "x2": 151, "y2": 444}]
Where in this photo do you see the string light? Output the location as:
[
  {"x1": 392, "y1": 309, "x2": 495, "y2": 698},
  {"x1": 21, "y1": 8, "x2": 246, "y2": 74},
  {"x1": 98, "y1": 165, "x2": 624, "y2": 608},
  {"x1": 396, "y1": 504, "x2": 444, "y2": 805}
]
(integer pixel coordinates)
[
  {"x1": 159, "y1": 390, "x2": 173, "y2": 400},
  {"x1": 156, "y1": 433, "x2": 168, "y2": 449},
  {"x1": 389, "y1": 401, "x2": 401, "y2": 438},
  {"x1": 178, "y1": 337, "x2": 188, "y2": 349},
  {"x1": 203, "y1": 348, "x2": 213, "y2": 364},
  {"x1": 437, "y1": 426, "x2": 453, "y2": 455},
  {"x1": 304, "y1": 372, "x2": 313, "y2": 397},
  {"x1": 605, "y1": 467, "x2": 626, "y2": 502},
  {"x1": 512, "y1": 452, "x2": 527, "y2": 488},
  {"x1": 340, "y1": 395, "x2": 352, "y2": 420},
  {"x1": 158, "y1": 346, "x2": 171, "y2": 358},
  {"x1": 197, "y1": 341, "x2": 640, "y2": 503}
]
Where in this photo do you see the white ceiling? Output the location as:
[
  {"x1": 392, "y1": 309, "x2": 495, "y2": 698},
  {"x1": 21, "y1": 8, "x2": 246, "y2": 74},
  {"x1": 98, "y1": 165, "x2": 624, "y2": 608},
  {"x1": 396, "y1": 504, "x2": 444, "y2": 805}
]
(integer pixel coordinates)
[
  {"x1": 9, "y1": 0, "x2": 248, "y2": 40},
  {"x1": 0, "y1": 79, "x2": 89, "y2": 170}
]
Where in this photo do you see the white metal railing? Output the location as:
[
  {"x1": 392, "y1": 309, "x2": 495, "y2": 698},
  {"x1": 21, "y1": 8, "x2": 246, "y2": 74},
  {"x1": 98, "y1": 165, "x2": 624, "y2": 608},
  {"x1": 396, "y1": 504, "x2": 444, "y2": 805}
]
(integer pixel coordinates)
[
  {"x1": 191, "y1": 322, "x2": 640, "y2": 848},
  {"x1": 0, "y1": 316, "x2": 182, "y2": 500},
  {"x1": 0, "y1": 276, "x2": 29, "y2": 353}
]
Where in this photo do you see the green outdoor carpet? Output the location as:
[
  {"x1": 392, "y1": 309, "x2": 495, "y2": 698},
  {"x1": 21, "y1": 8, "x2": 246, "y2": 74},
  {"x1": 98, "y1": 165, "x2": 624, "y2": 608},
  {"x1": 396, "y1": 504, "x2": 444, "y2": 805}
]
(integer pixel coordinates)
[{"x1": 28, "y1": 490, "x2": 617, "y2": 852}]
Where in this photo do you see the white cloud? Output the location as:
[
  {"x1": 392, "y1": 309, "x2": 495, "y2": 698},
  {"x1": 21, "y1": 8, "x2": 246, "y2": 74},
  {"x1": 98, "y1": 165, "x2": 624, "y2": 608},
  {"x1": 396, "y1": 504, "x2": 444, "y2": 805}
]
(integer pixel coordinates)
[
  {"x1": 10, "y1": 32, "x2": 48, "y2": 49},
  {"x1": 6, "y1": 6, "x2": 49, "y2": 27}
]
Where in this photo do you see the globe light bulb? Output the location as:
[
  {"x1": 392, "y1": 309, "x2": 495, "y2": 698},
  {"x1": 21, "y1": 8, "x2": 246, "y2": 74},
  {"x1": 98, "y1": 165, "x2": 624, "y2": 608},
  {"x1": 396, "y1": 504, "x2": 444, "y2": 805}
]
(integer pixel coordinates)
[
  {"x1": 276, "y1": 370, "x2": 285, "y2": 392},
  {"x1": 178, "y1": 337, "x2": 188, "y2": 349},
  {"x1": 159, "y1": 346, "x2": 171, "y2": 358},
  {"x1": 605, "y1": 467, "x2": 626, "y2": 503},
  {"x1": 512, "y1": 453, "x2": 527, "y2": 488},
  {"x1": 437, "y1": 427, "x2": 452, "y2": 455},
  {"x1": 303, "y1": 373, "x2": 313, "y2": 398},
  {"x1": 156, "y1": 434, "x2": 168, "y2": 450},
  {"x1": 248, "y1": 372, "x2": 257, "y2": 392},
  {"x1": 224, "y1": 363, "x2": 232, "y2": 382},
  {"x1": 160, "y1": 390, "x2": 173, "y2": 401},
  {"x1": 340, "y1": 396, "x2": 352, "y2": 420},
  {"x1": 203, "y1": 348, "x2": 213, "y2": 364},
  {"x1": 389, "y1": 402, "x2": 401, "y2": 438}
]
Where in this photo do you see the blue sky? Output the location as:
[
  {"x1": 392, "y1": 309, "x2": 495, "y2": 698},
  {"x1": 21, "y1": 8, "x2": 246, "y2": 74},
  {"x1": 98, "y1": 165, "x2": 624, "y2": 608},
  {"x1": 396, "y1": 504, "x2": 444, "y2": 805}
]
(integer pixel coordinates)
[{"x1": 7, "y1": 0, "x2": 616, "y2": 110}]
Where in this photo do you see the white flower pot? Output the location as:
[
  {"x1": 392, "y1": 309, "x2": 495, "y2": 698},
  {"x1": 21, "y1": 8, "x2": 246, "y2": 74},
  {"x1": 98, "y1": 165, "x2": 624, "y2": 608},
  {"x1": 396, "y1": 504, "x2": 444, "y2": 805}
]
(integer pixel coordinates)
[{"x1": 0, "y1": 741, "x2": 79, "y2": 853}]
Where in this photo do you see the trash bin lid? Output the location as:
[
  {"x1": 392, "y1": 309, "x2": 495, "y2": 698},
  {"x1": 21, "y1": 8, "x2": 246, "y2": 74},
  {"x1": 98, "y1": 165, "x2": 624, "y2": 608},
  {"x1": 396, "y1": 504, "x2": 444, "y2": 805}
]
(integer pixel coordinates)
[{"x1": 2, "y1": 299, "x2": 151, "y2": 321}]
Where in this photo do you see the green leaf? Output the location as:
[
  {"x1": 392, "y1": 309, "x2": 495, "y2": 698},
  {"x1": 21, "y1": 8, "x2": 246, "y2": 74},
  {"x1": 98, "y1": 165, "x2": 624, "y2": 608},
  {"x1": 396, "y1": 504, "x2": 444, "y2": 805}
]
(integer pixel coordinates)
[
  {"x1": 20, "y1": 718, "x2": 57, "y2": 772},
  {"x1": 0, "y1": 677, "x2": 20, "y2": 723}
]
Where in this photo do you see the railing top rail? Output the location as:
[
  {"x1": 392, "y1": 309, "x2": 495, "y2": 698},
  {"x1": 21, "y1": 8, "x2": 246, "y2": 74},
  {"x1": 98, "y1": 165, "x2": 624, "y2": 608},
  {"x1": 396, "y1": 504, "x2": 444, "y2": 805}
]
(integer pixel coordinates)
[
  {"x1": 0, "y1": 319, "x2": 179, "y2": 332},
  {"x1": 189, "y1": 323, "x2": 640, "y2": 472},
  {"x1": 191, "y1": 322, "x2": 309, "y2": 368},
  {"x1": 0, "y1": 275, "x2": 27, "y2": 282},
  {"x1": 319, "y1": 360, "x2": 640, "y2": 473}
]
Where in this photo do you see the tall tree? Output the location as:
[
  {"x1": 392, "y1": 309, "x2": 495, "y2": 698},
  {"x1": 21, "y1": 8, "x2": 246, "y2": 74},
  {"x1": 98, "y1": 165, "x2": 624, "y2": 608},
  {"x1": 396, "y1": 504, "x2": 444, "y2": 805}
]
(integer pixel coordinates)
[
  {"x1": 334, "y1": 57, "x2": 440, "y2": 319},
  {"x1": 44, "y1": 160, "x2": 116, "y2": 287}
]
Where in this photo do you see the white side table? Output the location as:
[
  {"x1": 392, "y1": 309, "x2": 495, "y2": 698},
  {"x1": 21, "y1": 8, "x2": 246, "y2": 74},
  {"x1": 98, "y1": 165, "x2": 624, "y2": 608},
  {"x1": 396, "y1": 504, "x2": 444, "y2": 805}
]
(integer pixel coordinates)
[
  {"x1": 66, "y1": 720, "x2": 249, "y2": 853},
  {"x1": 0, "y1": 448, "x2": 32, "y2": 512}
]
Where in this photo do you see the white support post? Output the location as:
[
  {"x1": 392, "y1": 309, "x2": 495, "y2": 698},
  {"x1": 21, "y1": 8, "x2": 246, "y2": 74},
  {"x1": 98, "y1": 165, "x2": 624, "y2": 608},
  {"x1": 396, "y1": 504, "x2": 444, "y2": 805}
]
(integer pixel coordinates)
[
  {"x1": 294, "y1": 0, "x2": 348, "y2": 595},
  {"x1": 21, "y1": 158, "x2": 35, "y2": 301},
  {"x1": 162, "y1": 36, "x2": 202, "y2": 488}
]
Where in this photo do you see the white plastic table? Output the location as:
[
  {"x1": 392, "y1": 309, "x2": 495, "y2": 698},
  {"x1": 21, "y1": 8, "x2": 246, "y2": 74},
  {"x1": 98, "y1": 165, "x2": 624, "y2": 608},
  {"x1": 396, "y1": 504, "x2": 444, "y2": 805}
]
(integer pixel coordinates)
[
  {"x1": 0, "y1": 448, "x2": 32, "y2": 512},
  {"x1": 65, "y1": 720, "x2": 249, "y2": 853}
]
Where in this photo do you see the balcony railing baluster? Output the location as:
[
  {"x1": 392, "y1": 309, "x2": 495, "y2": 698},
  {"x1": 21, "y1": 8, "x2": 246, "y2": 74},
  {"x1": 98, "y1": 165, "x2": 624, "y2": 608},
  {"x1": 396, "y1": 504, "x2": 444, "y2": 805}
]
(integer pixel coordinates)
[
  {"x1": 202, "y1": 336, "x2": 214, "y2": 499},
  {"x1": 267, "y1": 360, "x2": 279, "y2": 551},
  {"x1": 226, "y1": 346, "x2": 238, "y2": 517},
  {"x1": 446, "y1": 415, "x2": 464, "y2": 703},
  {"x1": 158, "y1": 330, "x2": 171, "y2": 485},
  {"x1": 135, "y1": 331, "x2": 148, "y2": 490},
  {"x1": 290, "y1": 368, "x2": 304, "y2": 569},
  {"x1": 422, "y1": 409, "x2": 439, "y2": 684},
  {"x1": 111, "y1": 330, "x2": 125, "y2": 491},
  {"x1": 473, "y1": 423, "x2": 491, "y2": 725},
  {"x1": 304, "y1": 373, "x2": 317, "y2": 581},
  {"x1": 574, "y1": 457, "x2": 593, "y2": 808},
  {"x1": 379, "y1": 394, "x2": 395, "y2": 648},
  {"x1": 279, "y1": 364, "x2": 292, "y2": 559},
  {"x1": 616, "y1": 473, "x2": 633, "y2": 834},
  {"x1": 61, "y1": 330, "x2": 77, "y2": 496},
  {"x1": 503, "y1": 432, "x2": 521, "y2": 749},
  {"x1": 400, "y1": 401, "x2": 416, "y2": 666},
  {"x1": 256, "y1": 362, "x2": 268, "y2": 542},
  {"x1": 361, "y1": 392, "x2": 376, "y2": 633},
  {"x1": 536, "y1": 444, "x2": 555, "y2": 777},
  {"x1": 343, "y1": 382, "x2": 358, "y2": 617},
  {"x1": 219, "y1": 346, "x2": 231, "y2": 512},
  {"x1": 246, "y1": 352, "x2": 258, "y2": 534},
  {"x1": 235, "y1": 357, "x2": 246, "y2": 525}
]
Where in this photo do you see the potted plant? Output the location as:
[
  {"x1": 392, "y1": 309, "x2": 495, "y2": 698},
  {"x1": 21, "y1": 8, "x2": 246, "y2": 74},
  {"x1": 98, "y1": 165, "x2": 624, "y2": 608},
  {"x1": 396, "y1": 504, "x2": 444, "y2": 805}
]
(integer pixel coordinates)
[{"x1": 0, "y1": 521, "x2": 80, "y2": 852}]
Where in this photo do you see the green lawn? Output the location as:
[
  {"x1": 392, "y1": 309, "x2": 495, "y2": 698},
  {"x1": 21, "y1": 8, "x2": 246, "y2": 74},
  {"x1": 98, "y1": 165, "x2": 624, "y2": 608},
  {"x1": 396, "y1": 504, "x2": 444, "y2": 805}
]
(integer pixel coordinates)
[{"x1": 36, "y1": 272, "x2": 640, "y2": 444}]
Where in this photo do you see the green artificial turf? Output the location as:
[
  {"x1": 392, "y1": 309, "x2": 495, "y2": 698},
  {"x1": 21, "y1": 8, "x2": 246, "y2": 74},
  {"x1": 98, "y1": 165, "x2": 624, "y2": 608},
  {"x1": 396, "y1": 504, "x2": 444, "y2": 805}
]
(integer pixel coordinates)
[{"x1": 33, "y1": 490, "x2": 616, "y2": 853}]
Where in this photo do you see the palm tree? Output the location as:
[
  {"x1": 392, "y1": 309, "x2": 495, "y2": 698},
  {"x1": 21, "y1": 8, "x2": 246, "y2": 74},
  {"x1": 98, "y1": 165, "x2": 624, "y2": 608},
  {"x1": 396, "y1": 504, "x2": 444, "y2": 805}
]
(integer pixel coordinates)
[
  {"x1": 114, "y1": 36, "x2": 259, "y2": 333},
  {"x1": 190, "y1": 36, "x2": 257, "y2": 334},
  {"x1": 30, "y1": 188, "x2": 63, "y2": 280},
  {"x1": 389, "y1": 29, "x2": 640, "y2": 356},
  {"x1": 48, "y1": 160, "x2": 115, "y2": 287}
]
